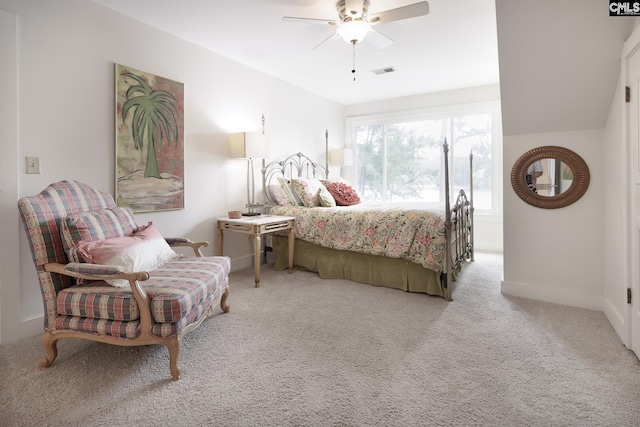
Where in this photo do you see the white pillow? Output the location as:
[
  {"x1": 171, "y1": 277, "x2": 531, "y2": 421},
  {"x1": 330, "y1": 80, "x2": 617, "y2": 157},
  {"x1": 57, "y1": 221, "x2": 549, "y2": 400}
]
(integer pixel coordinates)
[
  {"x1": 318, "y1": 187, "x2": 336, "y2": 207},
  {"x1": 77, "y1": 222, "x2": 179, "y2": 287}
]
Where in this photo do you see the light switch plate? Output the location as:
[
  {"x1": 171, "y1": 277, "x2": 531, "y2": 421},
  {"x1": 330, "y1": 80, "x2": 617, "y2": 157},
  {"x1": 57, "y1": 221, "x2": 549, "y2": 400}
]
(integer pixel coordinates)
[{"x1": 26, "y1": 156, "x2": 40, "y2": 174}]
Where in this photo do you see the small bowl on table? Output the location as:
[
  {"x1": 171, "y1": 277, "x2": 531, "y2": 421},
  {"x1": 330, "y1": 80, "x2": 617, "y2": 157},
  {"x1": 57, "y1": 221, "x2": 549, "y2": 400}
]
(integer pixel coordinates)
[{"x1": 228, "y1": 210, "x2": 242, "y2": 219}]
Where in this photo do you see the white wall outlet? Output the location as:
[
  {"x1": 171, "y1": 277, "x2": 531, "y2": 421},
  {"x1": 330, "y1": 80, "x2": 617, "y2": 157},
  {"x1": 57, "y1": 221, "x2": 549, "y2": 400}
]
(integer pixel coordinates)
[{"x1": 26, "y1": 156, "x2": 40, "y2": 174}]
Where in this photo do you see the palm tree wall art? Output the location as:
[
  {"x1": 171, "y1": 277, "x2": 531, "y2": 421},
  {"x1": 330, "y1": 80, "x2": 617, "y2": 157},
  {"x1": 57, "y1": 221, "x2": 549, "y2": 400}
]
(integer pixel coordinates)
[{"x1": 115, "y1": 64, "x2": 184, "y2": 212}]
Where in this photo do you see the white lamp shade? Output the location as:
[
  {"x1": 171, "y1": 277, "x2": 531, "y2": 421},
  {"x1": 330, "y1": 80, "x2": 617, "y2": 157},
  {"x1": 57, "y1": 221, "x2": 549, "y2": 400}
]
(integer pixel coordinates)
[
  {"x1": 337, "y1": 20, "x2": 371, "y2": 44},
  {"x1": 229, "y1": 132, "x2": 269, "y2": 159},
  {"x1": 329, "y1": 148, "x2": 353, "y2": 167}
]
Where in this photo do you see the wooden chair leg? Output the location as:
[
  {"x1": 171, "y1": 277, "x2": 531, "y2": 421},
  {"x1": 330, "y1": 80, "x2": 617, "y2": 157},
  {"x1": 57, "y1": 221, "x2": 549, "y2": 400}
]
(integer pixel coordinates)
[
  {"x1": 40, "y1": 332, "x2": 58, "y2": 369},
  {"x1": 220, "y1": 287, "x2": 230, "y2": 313},
  {"x1": 167, "y1": 337, "x2": 181, "y2": 381}
]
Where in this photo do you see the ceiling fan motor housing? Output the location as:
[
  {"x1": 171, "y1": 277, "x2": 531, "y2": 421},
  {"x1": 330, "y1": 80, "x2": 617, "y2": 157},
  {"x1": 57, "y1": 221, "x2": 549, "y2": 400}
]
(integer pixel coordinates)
[{"x1": 337, "y1": 0, "x2": 370, "y2": 22}]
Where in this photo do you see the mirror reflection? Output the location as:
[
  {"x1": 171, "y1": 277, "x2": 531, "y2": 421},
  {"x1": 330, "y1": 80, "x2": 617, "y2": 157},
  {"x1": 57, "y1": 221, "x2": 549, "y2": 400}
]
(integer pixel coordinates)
[
  {"x1": 526, "y1": 158, "x2": 573, "y2": 196},
  {"x1": 511, "y1": 146, "x2": 589, "y2": 209}
]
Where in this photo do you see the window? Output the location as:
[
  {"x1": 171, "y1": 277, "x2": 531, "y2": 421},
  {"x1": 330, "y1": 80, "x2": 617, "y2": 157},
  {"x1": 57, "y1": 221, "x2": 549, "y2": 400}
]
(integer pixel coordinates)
[{"x1": 348, "y1": 102, "x2": 501, "y2": 213}]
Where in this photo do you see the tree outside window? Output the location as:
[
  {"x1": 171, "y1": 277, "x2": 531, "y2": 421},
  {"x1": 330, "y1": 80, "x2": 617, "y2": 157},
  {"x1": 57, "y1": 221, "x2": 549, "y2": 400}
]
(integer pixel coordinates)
[{"x1": 354, "y1": 113, "x2": 493, "y2": 210}]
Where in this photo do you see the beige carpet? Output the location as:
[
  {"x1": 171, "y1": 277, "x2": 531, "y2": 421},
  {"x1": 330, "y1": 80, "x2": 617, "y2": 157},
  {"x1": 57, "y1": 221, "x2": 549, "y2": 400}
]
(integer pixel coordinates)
[{"x1": 1, "y1": 252, "x2": 640, "y2": 426}]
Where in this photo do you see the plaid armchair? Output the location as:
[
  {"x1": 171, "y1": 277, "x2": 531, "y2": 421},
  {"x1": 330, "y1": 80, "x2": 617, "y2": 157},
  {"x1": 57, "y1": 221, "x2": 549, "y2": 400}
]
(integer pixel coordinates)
[{"x1": 18, "y1": 180, "x2": 230, "y2": 380}]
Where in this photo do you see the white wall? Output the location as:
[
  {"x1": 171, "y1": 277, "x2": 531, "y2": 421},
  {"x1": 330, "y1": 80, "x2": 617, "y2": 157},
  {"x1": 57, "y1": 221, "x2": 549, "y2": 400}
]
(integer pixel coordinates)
[
  {"x1": 502, "y1": 129, "x2": 604, "y2": 310},
  {"x1": 0, "y1": 0, "x2": 344, "y2": 344},
  {"x1": 495, "y1": 0, "x2": 634, "y2": 135},
  {"x1": 345, "y1": 84, "x2": 501, "y2": 117},
  {"x1": 496, "y1": 1, "x2": 633, "y2": 319}
]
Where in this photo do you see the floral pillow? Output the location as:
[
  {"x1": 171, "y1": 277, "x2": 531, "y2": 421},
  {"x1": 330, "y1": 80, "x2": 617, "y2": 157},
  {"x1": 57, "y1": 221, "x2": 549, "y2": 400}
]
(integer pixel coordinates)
[
  {"x1": 325, "y1": 181, "x2": 361, "y2": 206},
  {"x1": 290, "y1": 178, "x2": 327, "y2": 207},
  {"x1": 76, "y1": 222, "x2": 180, "y2": 288},
  {"x1": 276, "y1": 177, "x2": 302, "y2": 206}
]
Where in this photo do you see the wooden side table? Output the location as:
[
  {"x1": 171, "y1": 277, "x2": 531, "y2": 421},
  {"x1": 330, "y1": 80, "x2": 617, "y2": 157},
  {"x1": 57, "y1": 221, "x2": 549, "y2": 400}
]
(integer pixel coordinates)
[{"x1": 217, "y1": 215, "x2": 295, "y2": 287}]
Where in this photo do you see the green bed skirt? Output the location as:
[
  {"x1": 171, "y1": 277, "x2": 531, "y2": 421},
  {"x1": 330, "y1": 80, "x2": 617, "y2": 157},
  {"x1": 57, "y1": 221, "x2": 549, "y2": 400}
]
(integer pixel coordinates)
[{"x1": 270, "y1": 235, "x2": 444, "y2": 297}]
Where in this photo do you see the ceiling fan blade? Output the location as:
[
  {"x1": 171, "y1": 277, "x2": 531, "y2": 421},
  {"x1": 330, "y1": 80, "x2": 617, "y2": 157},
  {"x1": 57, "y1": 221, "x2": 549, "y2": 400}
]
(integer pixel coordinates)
[
  {"x1": 368, "y1": 1, "x2": 429, "y2": 24},
  {"x1": 313, "y1": 32, "x2": 339, "y2": 50},
  {"x1": 365, "y1": 28, "x2": 393, "y2": 49},
  {"x1": 282, "y1": 16, "x2": 338, "y2": 26}
]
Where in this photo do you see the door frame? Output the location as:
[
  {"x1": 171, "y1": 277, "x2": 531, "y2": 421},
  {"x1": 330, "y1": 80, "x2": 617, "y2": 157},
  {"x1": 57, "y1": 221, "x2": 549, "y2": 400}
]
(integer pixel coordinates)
[
  {"x1": 0, "y1": 9, "x2": 20, "y2": 345},
  {"x1": 623, "y1": 27, "x2": 640, "y2": 355}
]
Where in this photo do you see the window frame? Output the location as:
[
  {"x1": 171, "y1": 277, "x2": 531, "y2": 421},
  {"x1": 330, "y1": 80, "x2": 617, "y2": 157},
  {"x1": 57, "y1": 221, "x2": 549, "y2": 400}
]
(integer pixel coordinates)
[{"x1": 344, "y1": 100, "x2": 503, "y2": 217}]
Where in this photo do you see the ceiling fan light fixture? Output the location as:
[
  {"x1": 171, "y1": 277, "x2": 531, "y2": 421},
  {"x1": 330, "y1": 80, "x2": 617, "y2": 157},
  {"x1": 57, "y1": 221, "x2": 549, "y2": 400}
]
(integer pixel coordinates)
[{"x1": 337, "y1": 20, "x2": 371, "y2": 44}]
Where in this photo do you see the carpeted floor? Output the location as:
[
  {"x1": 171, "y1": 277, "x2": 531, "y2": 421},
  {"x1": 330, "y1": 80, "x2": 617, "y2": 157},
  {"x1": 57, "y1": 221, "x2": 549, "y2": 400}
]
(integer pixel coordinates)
[{"x1": 1, "y1": 252, "x2": 640, "y2": 426}]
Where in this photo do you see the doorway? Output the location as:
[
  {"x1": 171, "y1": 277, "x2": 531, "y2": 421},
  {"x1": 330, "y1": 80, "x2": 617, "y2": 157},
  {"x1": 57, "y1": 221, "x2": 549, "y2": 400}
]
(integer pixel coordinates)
[{"x1": 626, "y1": 38, "x2": 640, "y2": 358}]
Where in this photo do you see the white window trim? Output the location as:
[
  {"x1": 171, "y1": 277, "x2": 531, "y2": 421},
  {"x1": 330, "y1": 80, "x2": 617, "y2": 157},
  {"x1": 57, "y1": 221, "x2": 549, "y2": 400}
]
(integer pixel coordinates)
[{"x1": 344, "y1": 100, "x2": 503, "y2": 219}]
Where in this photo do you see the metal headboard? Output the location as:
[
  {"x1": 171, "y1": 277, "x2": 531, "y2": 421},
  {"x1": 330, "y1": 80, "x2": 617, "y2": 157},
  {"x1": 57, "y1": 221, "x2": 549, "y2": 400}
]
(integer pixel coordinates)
[{"x1": 262, "y1": 152, "x2": 328, "y2": 206}]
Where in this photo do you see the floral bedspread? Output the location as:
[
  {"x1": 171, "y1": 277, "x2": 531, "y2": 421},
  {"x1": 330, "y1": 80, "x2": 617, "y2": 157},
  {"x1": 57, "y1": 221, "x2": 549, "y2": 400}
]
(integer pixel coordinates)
[{"x1": 269, "y1": 204, "x2": 447, "y2": 272}]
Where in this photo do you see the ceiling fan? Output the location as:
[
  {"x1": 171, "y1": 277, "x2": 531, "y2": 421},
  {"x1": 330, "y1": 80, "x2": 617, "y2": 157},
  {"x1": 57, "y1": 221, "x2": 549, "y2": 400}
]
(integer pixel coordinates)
[{"x1": 282, "y1": 0, "x2": 430, "y2": 50}]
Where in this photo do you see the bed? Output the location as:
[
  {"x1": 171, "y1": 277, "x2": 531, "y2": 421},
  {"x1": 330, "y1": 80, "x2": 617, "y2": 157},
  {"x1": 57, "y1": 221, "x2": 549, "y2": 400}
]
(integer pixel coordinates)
[{"x1": 261, "y1": 138, "x2": 473, "y2": 300}]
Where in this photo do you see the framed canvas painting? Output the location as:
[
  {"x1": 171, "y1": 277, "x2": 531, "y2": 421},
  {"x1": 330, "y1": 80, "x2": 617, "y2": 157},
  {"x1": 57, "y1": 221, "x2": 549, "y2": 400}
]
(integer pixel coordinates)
[{"x1": 115, "y1": 64, "x2": 184, "y2": 212}]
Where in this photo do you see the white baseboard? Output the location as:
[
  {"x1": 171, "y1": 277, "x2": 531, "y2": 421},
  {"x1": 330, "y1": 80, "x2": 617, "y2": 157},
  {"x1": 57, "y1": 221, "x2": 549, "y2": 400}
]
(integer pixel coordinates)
[
  {"x1": 20, "y1": 316, "x2": 43, "y2": 340},
  {"x1": 602, "y1": 297, "x2": 629, "y2": 347},
  {"x1": 501, "y1": 280, "x2": 603, "y2": 311},
  {"x1": 229, "y1": 253, "x2": 257, "y2": 272}
]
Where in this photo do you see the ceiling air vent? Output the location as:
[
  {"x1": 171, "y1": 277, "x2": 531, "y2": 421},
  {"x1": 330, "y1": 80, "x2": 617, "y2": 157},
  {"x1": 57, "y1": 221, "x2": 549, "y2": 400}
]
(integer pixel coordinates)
[{"x1": 371, "y1": 66, "x2": 396, "y2": 75}]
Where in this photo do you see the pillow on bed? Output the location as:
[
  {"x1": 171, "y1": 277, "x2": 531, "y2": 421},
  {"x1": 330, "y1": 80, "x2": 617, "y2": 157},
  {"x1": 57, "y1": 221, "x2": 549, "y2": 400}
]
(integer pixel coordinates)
[
  {"x1": 324, "y1": 181, "x2": 361, "y2": 206},
  {"x1": 277, "y1": 177, "x2": 302, "y2": 206},
  {"x1": 318, "y1": 187, "x2": 336, "y2": 207},
  {"x1": 268, "y1": 184, "x2": 292, "y2": 206},
  {"x1": 76, "y1": 222, "x2": 180, "y2": 287},
  {"x1": 291, "y1": 178, "x2": 328, "y2": 207}
]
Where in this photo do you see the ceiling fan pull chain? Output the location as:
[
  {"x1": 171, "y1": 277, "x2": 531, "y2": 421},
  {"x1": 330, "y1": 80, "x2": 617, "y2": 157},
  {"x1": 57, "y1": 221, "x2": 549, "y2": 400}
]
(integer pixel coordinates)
[{"x1": 352, "y1": 41, "x2": 356, "y2": 81}]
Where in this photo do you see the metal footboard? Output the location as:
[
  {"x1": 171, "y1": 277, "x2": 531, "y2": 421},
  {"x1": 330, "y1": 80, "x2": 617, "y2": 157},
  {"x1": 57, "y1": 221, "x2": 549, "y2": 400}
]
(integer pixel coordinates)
[{"x1": 443, "y1": 141, "x2": 474, "y2": 300}]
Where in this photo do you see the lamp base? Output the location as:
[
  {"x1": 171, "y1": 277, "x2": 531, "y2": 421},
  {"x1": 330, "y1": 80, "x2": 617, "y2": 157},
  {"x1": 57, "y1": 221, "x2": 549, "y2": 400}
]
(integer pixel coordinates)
[{"x1": 242, "y1": 212, "x2": 261, "y2": 217}]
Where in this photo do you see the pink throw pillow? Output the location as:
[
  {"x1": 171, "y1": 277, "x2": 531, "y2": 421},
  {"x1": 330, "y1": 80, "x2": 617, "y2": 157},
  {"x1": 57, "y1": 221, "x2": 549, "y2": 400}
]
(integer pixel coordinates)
[
  {"x1": 77, "y1": 222, "x2": 179, "y2": 287},
  {"x1": 325, "y1": 182, "x2": 361, "y2": 206}
]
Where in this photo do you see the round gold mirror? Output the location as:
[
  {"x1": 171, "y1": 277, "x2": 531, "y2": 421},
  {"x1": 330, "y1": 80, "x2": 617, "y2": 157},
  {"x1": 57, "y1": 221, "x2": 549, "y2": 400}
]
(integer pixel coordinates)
[{"x1": 511, "y1": 146, "x2": 590, "y2": 209}]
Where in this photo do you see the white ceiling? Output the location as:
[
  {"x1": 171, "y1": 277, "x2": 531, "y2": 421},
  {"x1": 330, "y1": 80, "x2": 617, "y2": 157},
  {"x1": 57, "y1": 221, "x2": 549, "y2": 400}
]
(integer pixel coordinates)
[{"x1": 91, "y1": 0, "x2": 500, "y2": 106}]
